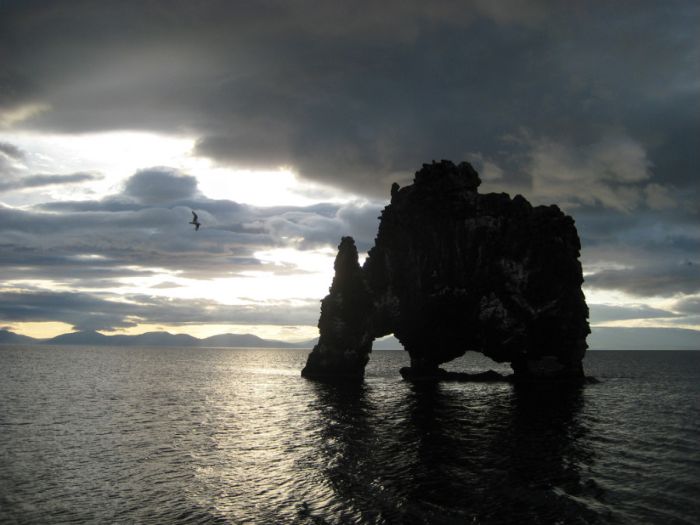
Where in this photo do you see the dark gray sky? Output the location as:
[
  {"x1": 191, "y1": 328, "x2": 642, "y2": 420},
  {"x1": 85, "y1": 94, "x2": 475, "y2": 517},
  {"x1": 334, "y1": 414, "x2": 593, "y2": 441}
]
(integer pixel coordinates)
[{"x1": 0, "y1": 0, "x2": 698, "y2": 347}]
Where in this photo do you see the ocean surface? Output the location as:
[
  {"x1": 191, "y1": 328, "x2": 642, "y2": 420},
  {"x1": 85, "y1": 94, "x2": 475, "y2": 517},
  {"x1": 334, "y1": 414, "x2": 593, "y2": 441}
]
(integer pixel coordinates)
[{"x1": 1, "y1": 346, "x2": 698, "y2": 524}]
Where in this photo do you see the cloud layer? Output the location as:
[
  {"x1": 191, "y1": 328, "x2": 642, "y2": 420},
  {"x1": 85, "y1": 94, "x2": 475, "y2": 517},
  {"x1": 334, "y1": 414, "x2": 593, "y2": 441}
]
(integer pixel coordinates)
[
  {"x1": 0, "y1": 168, "x2": 382, "y2": 332},
  {"x1": 0, "y1": 1, "x2": 698, "y2": 340},
  {"x1": 2, "y1": 1, "x2": 697, "y2": 195}
]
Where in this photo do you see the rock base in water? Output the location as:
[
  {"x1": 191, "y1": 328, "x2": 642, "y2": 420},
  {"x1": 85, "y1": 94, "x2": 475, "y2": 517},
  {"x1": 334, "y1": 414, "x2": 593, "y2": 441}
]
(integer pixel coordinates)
[
  {"x1": 399, "y1": 367, "x2": 513, "y2": 383},
  {"x1": 399, "y1": 366, "x2": 599, "y2": 384}
]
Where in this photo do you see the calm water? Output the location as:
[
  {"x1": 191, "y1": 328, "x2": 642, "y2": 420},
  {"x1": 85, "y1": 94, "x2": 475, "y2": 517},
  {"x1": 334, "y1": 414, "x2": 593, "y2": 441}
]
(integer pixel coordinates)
[{"x1": 1, "y1": 346, "x2": 698, "y2": 524}]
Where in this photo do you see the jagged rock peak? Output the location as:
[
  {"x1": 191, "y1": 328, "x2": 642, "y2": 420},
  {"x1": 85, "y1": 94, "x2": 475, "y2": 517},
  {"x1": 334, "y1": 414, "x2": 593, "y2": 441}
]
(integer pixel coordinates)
[
  {"x1": 413, "y1": 159, "x2": 481, "y2": 192},
  {"x1": 330, "y1": 236, "x2": 362, "y2": 289},
  {"x1": 301, "y1": 236, "x2": 373, "y2": 381}
]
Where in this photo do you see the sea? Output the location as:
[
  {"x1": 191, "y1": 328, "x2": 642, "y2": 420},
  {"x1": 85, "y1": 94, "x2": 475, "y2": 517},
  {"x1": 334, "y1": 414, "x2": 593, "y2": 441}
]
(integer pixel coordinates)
[{"x1": 1, "y1": 346, "x2": 698, "y2": 524}]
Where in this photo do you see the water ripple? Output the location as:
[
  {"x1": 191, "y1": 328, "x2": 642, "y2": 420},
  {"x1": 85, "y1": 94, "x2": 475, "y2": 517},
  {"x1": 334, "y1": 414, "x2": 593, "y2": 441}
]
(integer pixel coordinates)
[{"x1": 1, "y1": 347, "x2": 699, "y2": 524}]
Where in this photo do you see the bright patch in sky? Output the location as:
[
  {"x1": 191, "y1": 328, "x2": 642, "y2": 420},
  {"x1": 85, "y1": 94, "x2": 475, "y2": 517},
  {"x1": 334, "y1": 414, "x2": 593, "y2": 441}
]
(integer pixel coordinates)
[
  {"x1": 9, "y1": 322, "x2": 75, "y2": 339},
  {"x1": 109, "y1": 247, "x2": 336, "y2": 305},
  {"x1": 0, "y1": 130, "x2": 353, "y2": 207}
]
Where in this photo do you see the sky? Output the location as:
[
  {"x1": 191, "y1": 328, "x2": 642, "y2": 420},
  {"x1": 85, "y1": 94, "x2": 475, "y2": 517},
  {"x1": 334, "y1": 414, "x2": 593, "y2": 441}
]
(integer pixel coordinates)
[{"x1": 0, "y1": 0, "x2": 698, "y2": 348}]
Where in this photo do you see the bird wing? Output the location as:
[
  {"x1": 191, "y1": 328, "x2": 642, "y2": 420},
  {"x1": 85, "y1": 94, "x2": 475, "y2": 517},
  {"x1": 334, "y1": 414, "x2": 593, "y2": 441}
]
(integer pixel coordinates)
[{"x1": 192, "y1": 211, "x2": 198, "y2": 221}]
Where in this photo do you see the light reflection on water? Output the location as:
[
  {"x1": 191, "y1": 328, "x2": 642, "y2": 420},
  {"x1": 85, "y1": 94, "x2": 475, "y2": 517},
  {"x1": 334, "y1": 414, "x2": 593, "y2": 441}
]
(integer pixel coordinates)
[{"x1": 1, "y1": 346, "x2": 699, "y2": 524}]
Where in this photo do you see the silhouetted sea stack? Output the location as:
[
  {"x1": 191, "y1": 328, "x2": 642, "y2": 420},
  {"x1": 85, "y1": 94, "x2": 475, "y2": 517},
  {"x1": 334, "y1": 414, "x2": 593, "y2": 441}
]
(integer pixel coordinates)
[
  {"x1": 301, "y1": 160, "x2": 590, "y2": 383},
  {"x1": 300, "y1": 236, "x2": 373, "y2": 380}
]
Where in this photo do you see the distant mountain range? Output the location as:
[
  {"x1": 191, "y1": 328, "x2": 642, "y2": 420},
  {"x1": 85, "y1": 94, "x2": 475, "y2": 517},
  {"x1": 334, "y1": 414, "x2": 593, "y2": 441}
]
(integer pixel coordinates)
[
  {"x1": 0, "y1": 329, "x2": 405, "y2": 350},
  {"x1": 3, "y1": 327, "x2": 699, "y2": 350},
  {"x1": 0, "y1": 329, "x2": 316, "y2": 348}
]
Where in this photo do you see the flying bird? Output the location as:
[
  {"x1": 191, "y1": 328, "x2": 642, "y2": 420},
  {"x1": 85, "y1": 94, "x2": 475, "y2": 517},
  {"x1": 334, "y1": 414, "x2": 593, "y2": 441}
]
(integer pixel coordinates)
[{"x1": 189, "y1": 211, "x2": 201, "y2": 231}]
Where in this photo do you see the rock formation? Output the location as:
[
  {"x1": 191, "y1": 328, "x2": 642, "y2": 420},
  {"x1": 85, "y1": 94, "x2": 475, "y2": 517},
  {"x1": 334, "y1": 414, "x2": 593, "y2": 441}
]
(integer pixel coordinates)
[
  {"x1": 301, "y1": 237, "x2": 373, "y2": 380},
  {"x1": 301, "y1": 160, "x2": 589, "y2": 382}
]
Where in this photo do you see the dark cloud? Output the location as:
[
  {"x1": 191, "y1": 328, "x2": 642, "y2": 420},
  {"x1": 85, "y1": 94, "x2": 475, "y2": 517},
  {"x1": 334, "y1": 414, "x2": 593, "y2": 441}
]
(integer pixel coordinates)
[
  {"x1": 0, "y1": 172, "x2": 101, "y2": 192},
  {"x1": 588, "y1": 303, "x2": 678, "y2": 324},
  {"x1": 0, "y1": 142, "x2": 25, "y2": 160},
  {"x1": 0, "y1": 141, "x2": 25, "y2": 175},
  {"x1": 0, "y1": 290, "x2": 136, "y2": 331},
  {"x1": 673, "y1": 296, "x2": 700, "y2": 314},
  {"x1": 586, "y1": 261, "x2": 700, "y2": 298},
  {"x1": 1, "y1": 1, "x2": 696, "y2": 199},
  {"x1": 572, "y1": 204, "x2": 700, "y2": 298},
  {"x1": 123, "y1": 167, "x2": 199, "y2": 204},
  {"x1": 0, "y1": 290, "x2": 318, "y2": 332}
]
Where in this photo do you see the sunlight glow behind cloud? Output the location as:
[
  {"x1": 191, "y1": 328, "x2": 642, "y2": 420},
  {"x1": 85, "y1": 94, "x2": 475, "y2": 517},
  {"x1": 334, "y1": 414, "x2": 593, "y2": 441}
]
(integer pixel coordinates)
[{"x1": 0, "y1": 130, "x2": 356, "y2": 208}]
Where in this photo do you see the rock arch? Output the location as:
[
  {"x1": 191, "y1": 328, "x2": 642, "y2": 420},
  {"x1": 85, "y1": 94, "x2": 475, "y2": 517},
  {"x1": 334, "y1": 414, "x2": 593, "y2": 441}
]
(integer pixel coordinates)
[{"x1": 301, "y1": 161, "x2": 589, "y2": 382}]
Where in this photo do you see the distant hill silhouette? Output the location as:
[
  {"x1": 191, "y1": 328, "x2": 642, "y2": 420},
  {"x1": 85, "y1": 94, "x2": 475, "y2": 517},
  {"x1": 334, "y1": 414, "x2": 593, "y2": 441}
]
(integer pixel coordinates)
[
  {"x1": 48, "y1": 330, "x2": 113, "y2": 345},
  {"x1": 0, "y1": 329, "x2": 38, "y2": 345},
  {"x1": 202, "y1": 333, "x2": 294, "y2": 348},
  {"x1": 0, "y1": 329, "x2": 317, "y2": 348}
]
